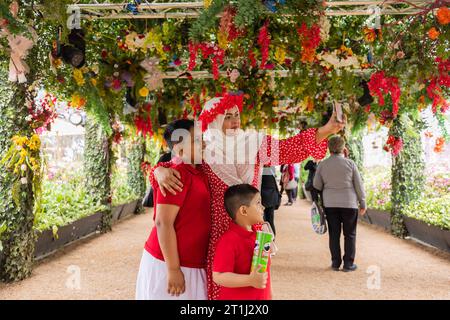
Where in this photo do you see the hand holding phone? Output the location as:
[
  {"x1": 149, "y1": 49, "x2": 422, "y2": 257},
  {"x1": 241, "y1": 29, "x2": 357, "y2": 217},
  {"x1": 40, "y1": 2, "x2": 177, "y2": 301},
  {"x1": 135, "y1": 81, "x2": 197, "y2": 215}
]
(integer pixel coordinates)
[{"x1": 333, "y1": 101, "x2": 344, "y2": 123}]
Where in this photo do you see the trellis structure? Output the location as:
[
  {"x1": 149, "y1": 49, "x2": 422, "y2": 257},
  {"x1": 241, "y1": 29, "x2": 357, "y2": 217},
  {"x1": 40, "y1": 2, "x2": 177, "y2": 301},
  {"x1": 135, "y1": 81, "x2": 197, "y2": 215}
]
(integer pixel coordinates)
[{"x1": 68, "y1": 0, "x2": 438, "y2": 20}]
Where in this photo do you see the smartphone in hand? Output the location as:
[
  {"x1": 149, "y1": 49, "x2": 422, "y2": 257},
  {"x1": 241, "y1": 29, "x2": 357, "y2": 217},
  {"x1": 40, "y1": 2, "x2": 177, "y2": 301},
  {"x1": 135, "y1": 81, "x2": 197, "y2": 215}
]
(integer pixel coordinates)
[{"x1": 333, "y1": 101, "x2": 344, "y2": 123}]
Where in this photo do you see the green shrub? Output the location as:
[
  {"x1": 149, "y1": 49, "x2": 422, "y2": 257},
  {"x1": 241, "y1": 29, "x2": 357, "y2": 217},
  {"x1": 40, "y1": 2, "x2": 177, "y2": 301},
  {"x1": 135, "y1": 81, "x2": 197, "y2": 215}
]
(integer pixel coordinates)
[
  {"x1": 34, "y1": 171, "x2": 106, "y2": 232},
  {"x1": 403, "y1": 195, "x2": 450, "y2": 230}
]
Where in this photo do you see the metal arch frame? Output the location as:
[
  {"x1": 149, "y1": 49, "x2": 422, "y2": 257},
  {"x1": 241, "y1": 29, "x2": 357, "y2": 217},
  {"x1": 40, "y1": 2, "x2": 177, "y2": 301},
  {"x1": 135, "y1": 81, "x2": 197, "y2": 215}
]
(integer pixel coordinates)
[{"x1": 68, "y1": 1, "x2": 440, "y2": 19}]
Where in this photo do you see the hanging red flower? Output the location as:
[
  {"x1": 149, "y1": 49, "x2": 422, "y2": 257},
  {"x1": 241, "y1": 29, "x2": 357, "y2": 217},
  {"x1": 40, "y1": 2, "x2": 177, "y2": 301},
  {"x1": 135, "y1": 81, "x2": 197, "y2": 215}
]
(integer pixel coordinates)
[
  {"x1": 219, "y1": 6, "x2": 242, "y2": 42},
  {"x1": 426, "y1": 57, "x2": 450, "y2": 114},
  {"x1": 368, "y1": 71, "x2": 401, "y2": 118},
  {"x1": 134, "y1": 103, "x2": 154, "y2": 138},
  {"x1": 27, "y1": 93, "x2": 58, "y2": 133},
  {"x1": 198, "y1": 92, "x2": 244, "y2": 131},
  {"x1": 188, "y1": 42, "x2": 198, "y2": 71},
  {"x1": 189, "y1": 42, "x2": 225, "y2": 80},
  {"x1": 297, "y1": 22, "x2": 321, "y2": 63},
  {"x1": 384, "y1": 135, "x2": 403, "y2": 157},
  {"x1": 257, "y1": 21, "x2": 271, "y2": 69},
  {"x1": 248, "y1": 49, "x2": 257, "y2": 68}
]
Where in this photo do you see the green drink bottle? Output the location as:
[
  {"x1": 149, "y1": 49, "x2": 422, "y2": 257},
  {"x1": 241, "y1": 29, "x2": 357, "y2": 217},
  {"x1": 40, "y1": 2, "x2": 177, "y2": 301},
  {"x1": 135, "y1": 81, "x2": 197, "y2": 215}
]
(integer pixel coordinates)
[{"x1": 251, "y1": 230, "x2": 273, "y2": 273}]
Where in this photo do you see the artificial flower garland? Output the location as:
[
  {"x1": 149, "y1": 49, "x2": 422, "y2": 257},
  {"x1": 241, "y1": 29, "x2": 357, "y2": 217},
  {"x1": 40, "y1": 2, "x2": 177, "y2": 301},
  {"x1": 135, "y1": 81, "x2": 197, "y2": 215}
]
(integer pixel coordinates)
[
  {"x1": 297, "y1": 22, "x2": 321, "y2": 63},
  {"x1": 426, "y1": 57, "x2": 449, "y2": 114},
  {"x1": 257, "y1": 21, "x2": 271, "y2": 69},
  {"x1": 384, "y1": 135, "x2": 403, "y2": 157},
  {"x1": 188, "y1": 42, "x2": 225, "y2": 80},
  {"x1": 368, "y1": 71, "x2": 401, "y2": 118},
  {"x1": 198, "y1": 92, "x2": 244, "y2": 132},
  {"x1": 134, "y1": 103, "x2": 154, "y2": 138}
]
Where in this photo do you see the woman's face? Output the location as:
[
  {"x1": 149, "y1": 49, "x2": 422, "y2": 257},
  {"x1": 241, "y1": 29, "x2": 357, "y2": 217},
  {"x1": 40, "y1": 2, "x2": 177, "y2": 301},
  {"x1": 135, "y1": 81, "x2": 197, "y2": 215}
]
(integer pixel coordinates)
[{"x1": 222, "y1": 106, "x2": 241, "y2": 135}]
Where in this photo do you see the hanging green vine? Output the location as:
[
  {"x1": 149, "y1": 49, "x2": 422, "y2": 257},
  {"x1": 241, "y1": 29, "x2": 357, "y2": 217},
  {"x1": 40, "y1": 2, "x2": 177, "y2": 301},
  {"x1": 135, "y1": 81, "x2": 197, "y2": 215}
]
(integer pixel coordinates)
[
  {"x1": 347, "y1": 132, "x2": 365, "y2": 175},
  {"x1": 84, "y1": 113, "x2": 113, "y2": 233},
  {"x1": 390, "y1": 113, "x2": 426, "y2": 238},
  {"x1": 0, "y1": 61, "x2": 39, "y2": 282},
  {"x1": 126, "y1": 136, "x2": 146, "y2": 213}
]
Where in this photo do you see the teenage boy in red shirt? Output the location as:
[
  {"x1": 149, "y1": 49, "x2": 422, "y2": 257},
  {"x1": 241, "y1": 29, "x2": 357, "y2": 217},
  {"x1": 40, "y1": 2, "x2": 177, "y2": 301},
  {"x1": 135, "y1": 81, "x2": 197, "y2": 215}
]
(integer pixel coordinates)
[
  {"x1": 136, "y1": 119, "x2": 211, "y2": 300},
  {"x1": 213, "y1": 184, "x2": 272, "y2": 300}
]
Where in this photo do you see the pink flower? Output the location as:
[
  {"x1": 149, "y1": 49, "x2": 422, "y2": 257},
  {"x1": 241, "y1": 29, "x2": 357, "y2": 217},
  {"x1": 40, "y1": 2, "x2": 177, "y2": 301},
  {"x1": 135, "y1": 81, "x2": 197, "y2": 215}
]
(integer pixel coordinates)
[{"x1": 396, "y1": 51, "x2": 405, "y2": 59}]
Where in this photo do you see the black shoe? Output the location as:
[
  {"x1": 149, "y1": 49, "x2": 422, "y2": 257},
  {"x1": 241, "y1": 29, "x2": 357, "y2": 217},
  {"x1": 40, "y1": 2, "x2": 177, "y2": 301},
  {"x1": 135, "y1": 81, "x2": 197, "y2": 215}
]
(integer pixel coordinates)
[
  {"x1": 343, "y1": 264, "x2": 357, "y2": 272},
  {"x1": 331, "y1": 265, "x2": 340, "y2": 271}
]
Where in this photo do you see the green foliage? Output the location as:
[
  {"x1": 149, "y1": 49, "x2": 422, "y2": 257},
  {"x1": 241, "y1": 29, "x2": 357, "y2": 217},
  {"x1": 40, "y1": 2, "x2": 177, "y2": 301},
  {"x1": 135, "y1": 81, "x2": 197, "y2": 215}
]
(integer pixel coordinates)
[
  {"x1": 112, "y1": 166, "x2": 140, "y2": 206},
  {"x1": 83, "y1": 115, "x2": 113, "y2": 232},
  {"x1": 390, "y1": 114, "x2": 426, "y2": 238},
  {"x1": 0, "y1": 49, "x2": 39, "y2": 282},
  {"x1": 126, "y1": 137, "x2": 146, "y2": 201},
  {"x1": 34, "y1": 172, "x2": 107, "y2": 232},
  {"x1": 347, "y1": 133, "x2": 364, "y2": 174},
  {"x1": 403, "y1": 195, "x2": 450, "y2": 231}
]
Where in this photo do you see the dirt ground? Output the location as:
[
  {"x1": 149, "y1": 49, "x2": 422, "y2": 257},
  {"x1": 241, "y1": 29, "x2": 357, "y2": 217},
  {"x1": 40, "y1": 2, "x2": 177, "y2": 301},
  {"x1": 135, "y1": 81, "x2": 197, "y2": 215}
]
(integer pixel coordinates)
[{"x1": 0, "y1": 198, "x2": 449, "y2": 300}]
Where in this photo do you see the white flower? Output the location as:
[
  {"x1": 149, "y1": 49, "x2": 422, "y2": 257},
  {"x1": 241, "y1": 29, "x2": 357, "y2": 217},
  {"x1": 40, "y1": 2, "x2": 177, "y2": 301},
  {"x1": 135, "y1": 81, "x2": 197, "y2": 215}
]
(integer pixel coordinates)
[
  {"x1": 21, "y1": 164, "x2": 27, "y2": 171},
  {"x1": 16, "y1": 145, "x2": 22, "y2": 151},
  {"x1": 21, "y1": 177, "x2": 28, "y2": 184},
  {"x1": 25, "y1": 115, "x2": 32, "y2": 122},
  {"x1": 113, "y1": 72, "x2": 120, "y2": 77}
]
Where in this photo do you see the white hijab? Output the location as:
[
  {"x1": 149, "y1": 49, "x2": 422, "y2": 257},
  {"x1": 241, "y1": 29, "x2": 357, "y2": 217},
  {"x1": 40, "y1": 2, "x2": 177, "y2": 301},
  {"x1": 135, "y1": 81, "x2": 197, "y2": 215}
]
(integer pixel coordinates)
[{"x1": 201, "y1": 97, "x2": 266, "y2": 187}]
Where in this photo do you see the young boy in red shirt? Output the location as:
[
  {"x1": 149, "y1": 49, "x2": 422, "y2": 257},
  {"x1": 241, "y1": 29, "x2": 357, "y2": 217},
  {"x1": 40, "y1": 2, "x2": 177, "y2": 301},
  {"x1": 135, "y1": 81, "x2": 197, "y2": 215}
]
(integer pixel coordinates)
[
  {"x1": 136, "y1": 119, "x2": 211, "y2": 300},
  {"x1": 213, "y1": 184, "x2": 272, "y2": 300}
]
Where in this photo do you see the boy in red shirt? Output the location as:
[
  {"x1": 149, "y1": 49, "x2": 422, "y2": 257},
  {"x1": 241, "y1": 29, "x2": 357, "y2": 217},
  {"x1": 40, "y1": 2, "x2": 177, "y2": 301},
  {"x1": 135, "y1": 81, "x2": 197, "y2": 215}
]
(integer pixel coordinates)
[
  {"x1": 213, "y1": 184, "x2": 272, "y2": 300},
  {"x1": 136, "y1": 119, "x2": 211, "y2": 300}
]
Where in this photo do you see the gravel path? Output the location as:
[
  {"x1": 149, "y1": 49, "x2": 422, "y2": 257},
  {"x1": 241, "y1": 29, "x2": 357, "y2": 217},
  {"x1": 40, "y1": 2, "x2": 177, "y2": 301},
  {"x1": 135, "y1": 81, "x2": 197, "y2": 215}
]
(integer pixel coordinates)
[{"x1": 0, "y1": 199, "x2": 449, "y2": 300}]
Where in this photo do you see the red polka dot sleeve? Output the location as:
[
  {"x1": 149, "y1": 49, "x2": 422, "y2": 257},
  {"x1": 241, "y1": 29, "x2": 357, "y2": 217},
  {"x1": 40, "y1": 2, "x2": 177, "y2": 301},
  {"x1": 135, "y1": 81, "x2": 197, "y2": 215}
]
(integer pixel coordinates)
[{"x1": 259, "y1": 128, "x2": 328, "y2": 165}]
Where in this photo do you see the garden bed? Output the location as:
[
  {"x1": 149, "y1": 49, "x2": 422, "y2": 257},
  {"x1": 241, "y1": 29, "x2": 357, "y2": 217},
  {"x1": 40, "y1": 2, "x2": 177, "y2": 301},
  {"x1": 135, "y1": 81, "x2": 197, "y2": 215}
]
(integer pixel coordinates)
[
  {"x1": 403, "y1": 216, "x2": 450, "y2": 252},
  {"x1": 359, "y1": 209, "x2": 450, "y2": 252},
  {"x1": 34, "y1": 199, "x2": 141, "y2": 260}
]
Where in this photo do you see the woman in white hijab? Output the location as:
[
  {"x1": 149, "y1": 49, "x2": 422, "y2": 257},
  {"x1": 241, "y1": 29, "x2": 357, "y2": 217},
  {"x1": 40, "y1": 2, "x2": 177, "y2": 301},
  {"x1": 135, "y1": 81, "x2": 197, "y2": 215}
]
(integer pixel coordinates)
[{"x1": 148, "y1": 92, "x2": 345, "y2": 299}]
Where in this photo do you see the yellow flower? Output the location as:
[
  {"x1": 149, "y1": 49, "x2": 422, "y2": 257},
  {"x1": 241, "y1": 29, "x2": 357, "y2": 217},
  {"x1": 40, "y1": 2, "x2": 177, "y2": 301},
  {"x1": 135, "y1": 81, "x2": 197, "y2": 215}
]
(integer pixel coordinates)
[
  {"x1": 12, "y1": 135, "x2": 28, "y2": 147},
  {"x1": 217, "y1": 32, "x2": 228, "y2": 49},
  {"x1": 275, "y1": 47, "x2": 286, "y2": 64},
  {"x1": 70, "y1": 94, "x2": 87, "y2": 109},
  {"x1": 90, "y1": 78, "x2": 98, "y2": 86},
  {"x1": 139, "y1": 87, "x2": 149, "y2": 97},
  {"x1": 204, "y1": 0, "x2": 212, "y2": 8},
  {"x1": 73, "y1": 68, "x2": 85, "y2": 86},
  {"x1": 27, "y1": 134, "x2": 41, "y2": 151}
]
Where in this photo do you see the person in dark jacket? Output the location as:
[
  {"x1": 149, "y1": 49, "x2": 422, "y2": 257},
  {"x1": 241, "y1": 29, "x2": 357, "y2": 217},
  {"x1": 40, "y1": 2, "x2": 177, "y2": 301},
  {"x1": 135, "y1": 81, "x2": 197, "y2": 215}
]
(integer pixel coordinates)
[
  {"x1": 304, "y1": 159, "x2": 320, "y2": 202},
  {"x1": 261, "y1": 165, "x2": 281, "y2": 235}
]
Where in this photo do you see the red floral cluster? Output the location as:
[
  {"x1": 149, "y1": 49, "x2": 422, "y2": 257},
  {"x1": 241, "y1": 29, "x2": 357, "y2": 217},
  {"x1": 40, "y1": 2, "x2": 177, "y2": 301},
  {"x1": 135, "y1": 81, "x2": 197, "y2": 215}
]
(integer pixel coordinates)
[
  {"x1": 248, "y1": 49, "x2": 257, "y2": 68},
  {"x1": 297, "y1": 23, "x2": 321, "y2": 63},
  {"x1": 378, "y1": 110, "x2": 395, "y2": 125},
  {"x1": 188, "y1": 93, "x2": 205, "y2": 117},
  {"x1": 368, "y1": 71, "x2": 401, "y2": 118},
  {"x1": 134, "y1": 103, "x2": 154, "y2": 138},
  {"x1": 188, "y1": 42, "x2": 225, "y2": 80},
  {"x1": 219, "y1": 6, "x2": 242, "y2": 42},
  {"x1": 198, "y1": 92, "x2": 244, "y2": 132},
  {"x1": 426, "y1": 57, "x2": 449, "y2": 114},
  {"x1": 28, "y1": 93, "x2": 58, "y2": 133},
  {"x1": 383, "y1": 135, "x2": 403, "y2": 157},
  {"x1": 257, "y1": 21, "x2": 271, "y2": 69}
]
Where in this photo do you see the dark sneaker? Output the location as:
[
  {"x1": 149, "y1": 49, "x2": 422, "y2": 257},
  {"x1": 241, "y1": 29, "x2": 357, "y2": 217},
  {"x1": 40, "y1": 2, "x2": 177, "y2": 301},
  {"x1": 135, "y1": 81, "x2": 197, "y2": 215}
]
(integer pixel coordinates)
[
  {"x1": 331, "y1": 265, "x2": 340, "y2": 271},
  {"x1": 343, "y1": 264, "x2": 358, "y2": 272}
]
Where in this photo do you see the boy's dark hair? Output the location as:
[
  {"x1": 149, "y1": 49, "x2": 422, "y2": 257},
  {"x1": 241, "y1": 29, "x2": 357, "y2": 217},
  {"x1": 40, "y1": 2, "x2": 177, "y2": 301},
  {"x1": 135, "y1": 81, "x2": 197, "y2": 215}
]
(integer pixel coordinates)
[
  {"x1": 163, "y1": 119, "x2": 195, "y2": 150},
  {"x1": 224, "y1": 184, "x2": 260, "y2": 220}
]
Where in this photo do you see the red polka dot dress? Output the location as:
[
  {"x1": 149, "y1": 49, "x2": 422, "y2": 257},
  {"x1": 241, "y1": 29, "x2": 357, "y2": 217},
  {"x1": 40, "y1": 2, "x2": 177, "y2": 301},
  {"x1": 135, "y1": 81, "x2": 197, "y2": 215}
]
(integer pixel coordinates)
[{"x1": 148, "y1": 128, "x2": 328, "y2": 300}]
